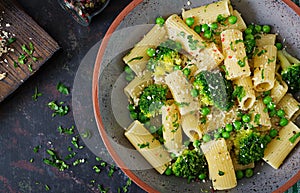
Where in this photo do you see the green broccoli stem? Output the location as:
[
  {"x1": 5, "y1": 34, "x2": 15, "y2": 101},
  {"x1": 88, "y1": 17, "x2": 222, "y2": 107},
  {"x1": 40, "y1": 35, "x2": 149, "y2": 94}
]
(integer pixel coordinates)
[
  {"x1": 277, "y1": 50, "x2": 291, "y2": 71},
  {"x1": 282, "y1": 49, "x2": 300, "y2": 64}
]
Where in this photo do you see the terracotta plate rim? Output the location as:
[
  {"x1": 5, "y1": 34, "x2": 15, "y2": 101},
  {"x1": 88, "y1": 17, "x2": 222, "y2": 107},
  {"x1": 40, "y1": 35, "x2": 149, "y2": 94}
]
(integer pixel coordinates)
[{"x1": 92, "y1": 0, "x2": 300, "y2": 192}]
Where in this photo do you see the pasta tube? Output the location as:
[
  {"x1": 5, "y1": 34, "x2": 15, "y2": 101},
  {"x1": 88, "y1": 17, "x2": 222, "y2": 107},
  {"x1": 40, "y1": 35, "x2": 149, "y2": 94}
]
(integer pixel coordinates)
[
  {"x1": 165, "y1": 14, "x2": 224, "y2": 71},
  {"x1": 253, "y1": 45, "x2": 277, "y2": 92},
  {"x1": 276, "y1": 93, "x2": 300, "y2": 119},
  {"x1": 255, "y1": 34, "x2": 276, "y2": 47},
  {"x1": 182, "y1": 0, "x2": 232, "y2": 26},
  {"x1": 221, "y1": 29, "x2": 251, "y2": 80},
  {"x1": 124, "y1": 120, "x2": 171, "y2": 174},
  {"x1": 123, "y1": 24, "x2": 168, "y2": 75},
  {"x1": 270, "y1": 73, "x2": 288, "y2": 104},
  {"x1": 181, "y1": 112, "x2": 203, "y2": 141},
  {"x1": 161, "y1": 103, "x2": 183, "y2": 153},
  {"x1": 124, "y1": 71, "x2": 153, "y2": 106},
  {"x1": 165, "y1": 70, "x2": 199, "y2": 115},
  {"x1": 249, "y1": 99, "x2": 271, "y2": 131},
  {"x1": 263, "y1": 122, "x2": 300, "y2": 169},
  {"x1": 201, "y1": 138, "x2": 237, "y2": 190},
  {"x1": 233, "y1": 76, "x2": 256, "y2": 110}
]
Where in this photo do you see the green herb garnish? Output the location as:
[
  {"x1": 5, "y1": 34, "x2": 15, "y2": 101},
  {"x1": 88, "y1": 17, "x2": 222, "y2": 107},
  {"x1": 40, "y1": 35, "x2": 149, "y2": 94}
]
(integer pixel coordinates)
[
  {"x1": 57, "y1": 125, "x2": 74, "y2": 135},
  {"x1": 289, "y1": 132, "x2": 300, "y2": 143},
  {"x1": 32, "y1": 86, "x2": 42, "y2": 101},
  {"x1": 57, "y1": 82, "x2": 69, "y2": 95},
  {"x1": 127, "y1": 56, "x2": 143, "y2": 63},
  {"x1": 47, "y1": 101, "x2": 69, "y2": 117},
  {"x1": 137, "y1": 142, "x2": 150, "y2": 149}
]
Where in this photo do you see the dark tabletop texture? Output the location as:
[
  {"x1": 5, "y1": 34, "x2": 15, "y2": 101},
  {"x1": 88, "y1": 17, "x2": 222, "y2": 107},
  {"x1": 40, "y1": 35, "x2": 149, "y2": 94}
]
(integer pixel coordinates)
[{"x1": 0, "y1": 0, "x2": 144, "y2": 193}]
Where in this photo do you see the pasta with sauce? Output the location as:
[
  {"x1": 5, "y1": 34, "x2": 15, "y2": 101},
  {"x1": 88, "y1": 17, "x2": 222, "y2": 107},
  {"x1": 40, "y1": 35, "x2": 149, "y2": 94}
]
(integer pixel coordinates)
[{"x1": 122, "y1": 0, "x2": 300, "y2": 190}]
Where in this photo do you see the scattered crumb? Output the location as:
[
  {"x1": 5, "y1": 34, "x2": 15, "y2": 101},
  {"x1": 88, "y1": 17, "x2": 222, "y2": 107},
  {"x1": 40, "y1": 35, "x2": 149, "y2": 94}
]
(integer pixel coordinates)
[{"x1": 0, "y1": 72, "x2": 6, "y2": 80}]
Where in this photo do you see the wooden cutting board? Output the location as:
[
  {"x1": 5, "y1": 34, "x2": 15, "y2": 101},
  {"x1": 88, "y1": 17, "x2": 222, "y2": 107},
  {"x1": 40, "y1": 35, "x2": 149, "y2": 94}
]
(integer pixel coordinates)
[{"x1": 0, "y1": 0, "x2": 60, "y2": 102}]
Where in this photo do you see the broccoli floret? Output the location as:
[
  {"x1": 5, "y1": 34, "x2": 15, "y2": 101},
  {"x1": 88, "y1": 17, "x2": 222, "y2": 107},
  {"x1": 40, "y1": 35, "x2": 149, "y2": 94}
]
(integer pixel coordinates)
[
  {"x1": 278, "y1": 50, "x2": 300, "y2": 93},
  {"x1": 193, "y1": 70, "x2": 234, "y2": 111},
  {"x1": 281, "y1": 63, "x2": 300, "y2": 93},
  {"x1": 147, "y1": 39, "x2": 183, "y2": 75},
  {"x1": 233, "y1": 129, "x2": 267, "y2": 165},
  {"x1": 138, "y1": 84, "x2": 169, "y2": 118},
  {"x1": 171, "y1": 149, "x2": 208, "y2": 180}
]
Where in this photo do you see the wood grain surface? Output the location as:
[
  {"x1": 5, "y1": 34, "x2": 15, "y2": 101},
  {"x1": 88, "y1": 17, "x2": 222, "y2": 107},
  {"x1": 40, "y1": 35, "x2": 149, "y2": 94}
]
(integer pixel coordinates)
[{"x1": 0, "y1": 0, "x2": 59, "y2": 102}]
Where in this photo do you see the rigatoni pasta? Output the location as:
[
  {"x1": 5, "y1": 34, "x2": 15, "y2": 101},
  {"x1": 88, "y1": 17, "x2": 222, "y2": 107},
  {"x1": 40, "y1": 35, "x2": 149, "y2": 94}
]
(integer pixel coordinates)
[
  {"x1": 125, "y1": 120, "x2": 171, "y2": 174},
  {"x1": 123, "y1": 24, "x2": 168, "y2": 75},
  {"x1": 252, "y1": 45, "x2": 277, "y2": 92},
  {"x1": 201, "y1": 138, "x2": 237, "y2": 190},
  {"x1": 161, "y1": 103, "x2": 183, "y2": 153},
  {"x1": 121, "y1": 0, "x2": 300, "y2": 190},
  {"x1": 263, "y1": 122, "x2": 300, "y2": 169},
  {"x1": 221, "y1": 29, "x2": 251, "y2": 80},
  {"x1": 182, "y1": 0, "x2": 232, "y2": 27},
  {"x1": 165, "y1": 14, "x2": 224, "y2": 71}
]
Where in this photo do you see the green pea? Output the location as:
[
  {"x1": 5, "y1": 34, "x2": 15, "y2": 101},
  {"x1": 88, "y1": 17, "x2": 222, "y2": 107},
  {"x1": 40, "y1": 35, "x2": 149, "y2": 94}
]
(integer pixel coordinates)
[
  {"x1": 214, "y1": 132, "x2": 221, "y2": 139},
  {"x1": 269, "y1": 109, "x2": 277, "y2": 117},
  {"x1": 149, "y1": 125, "x2": 157, "y2": 133},
  {"x1": 242, "y1": 114, "x2": 251, "y2": 123},
  {"x1": 218, "y1": 128, "x2": 224, "y2": 133},
  {"x1": 124, "y1": 66, "x2": 132, "y2": 74},
  {"x1": 245, "y1": 28, "x2": 253, "y2": 35},
  {"x1": 127, "y1": 104, "x2": 135, "y2": 112},
  {"x1": 267, "y1": 102, "x2": 276, "y2": 110},
  {"x1": 182, "y1": 68, "x2": 191, "y2": 76},
  {"x1": 247, "y1": 24, "x2": 255, "y2": 30},
  {"x1": 228, "y1": 15, "x2": 237, "y2": 24},
  {"x1": 193, "y1": 139, "x2": 201, "y2": 148},
  {"x1": 275, "y1": 42, "x2": 283, "y2": 50},
  {"x1": 279, "y1": 118, "x2": 288, "y2": 126},
  {"x1": 165, "y1": 167, "x2": 172, "y2": 175},
  {"x1": 236, "y1": 170, "x2": 244, "y2": 180},
  {"x1": 222, "y1": 131, "x2": 230, "y2": 139},
  {"x1": 125, "y1": 74, "x2": 134, "y2": 81},
  {"x1": 173, "y1": 65, "x2": 182, "y2": 71},
  {"x1": 157, "y1": 126, "x2": 163, "y2": 136},
  {"x1": 198, "y1": 173, "x2": 207, "y2": 180},
  {"x1": 245, "y1": 34, "x2": 254, "y2": 40},
  {"x1": 264, "y1": 135, "x2": 272, "y2": 143},
  {"x1": 156, "y1": 17, "x2": 165, "y2": 26},
  {"x1": 225, "y1": 123, "x2": 233, "y2": 132},
  {"x1": 202, "y1": 134, "x2": 211, "y2": 142},
  {"x1": 263, "y1": 96, "x2": 272, "y2": 105},
  {"x1": 146, "y1": 48, "x2": 156, "y2": 57},
  {"x1": 254, "y1": 25, "x2": 262, "y2": 33},
  {"x1": 139, "y1": 113, "x2": 149, "y2": 123},
  {"x1": 201, "y1": 107, "x2": 211, "y2": 116},
  {"x1": 194, "y1": 25, "x2": 201, "y2": 34},
  {"x1": 210, "y1": 22, "x2": 218, "y2": 30},
  {"x1": 144, "y1": 121, "x2": 151, "y2": 128},
  {"x1": 130, "y1": 111, "x2": 138, "y2": 120},
  {"x1": 185, "y1": 17, "x2": 195, "y2": 27},
  {"x1": 276, "y1": 109, "x2": 285, "y2": 118},
  {"x1": 233, "y1": 120, "x2": 242, "y2": 130},
  {"x1": 245, "y1": 168, "x2": 254, "y2": 178},
  {"x1": 191, "y1": 88, "x2": 199, "y2": 97},
  {"x1": 203, "y1": 30, "x2": 212, "y2": 39},
  {"x1": 269, "y1": 128, "x2": 278, "y2": 138},
  {"x1": 201, "y1": 24, "x2": 209, "y2": 32},
  {"x1": 184, "y1": 140, "x2": 190, "y2": 147},
  {"x1": 262, "y1": 25, "x2": 271, "y2": 33}
]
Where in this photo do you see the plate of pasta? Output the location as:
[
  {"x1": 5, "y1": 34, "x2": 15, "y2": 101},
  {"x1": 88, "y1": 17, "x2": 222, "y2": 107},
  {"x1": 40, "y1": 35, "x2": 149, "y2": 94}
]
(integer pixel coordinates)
[{"x1": 92, "y1": 0, "x2": 300, "y2": 192}]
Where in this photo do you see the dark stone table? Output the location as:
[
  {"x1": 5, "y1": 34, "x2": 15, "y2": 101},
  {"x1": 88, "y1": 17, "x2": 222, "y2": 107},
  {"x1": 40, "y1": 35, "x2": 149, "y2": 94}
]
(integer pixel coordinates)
[
  {"x1": 0, "y1": 0, "x2": 299, "y2": 193},
  {"x1": 0, "y1": 0, "x2": 144, "y2": 192}
]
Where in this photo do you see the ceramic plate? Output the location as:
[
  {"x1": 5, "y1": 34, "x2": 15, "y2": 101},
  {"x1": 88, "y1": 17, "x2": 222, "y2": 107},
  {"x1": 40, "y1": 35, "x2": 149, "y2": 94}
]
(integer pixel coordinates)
[{"x1": 92, "y1": 0, "x2": 300, "y2": 192}]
